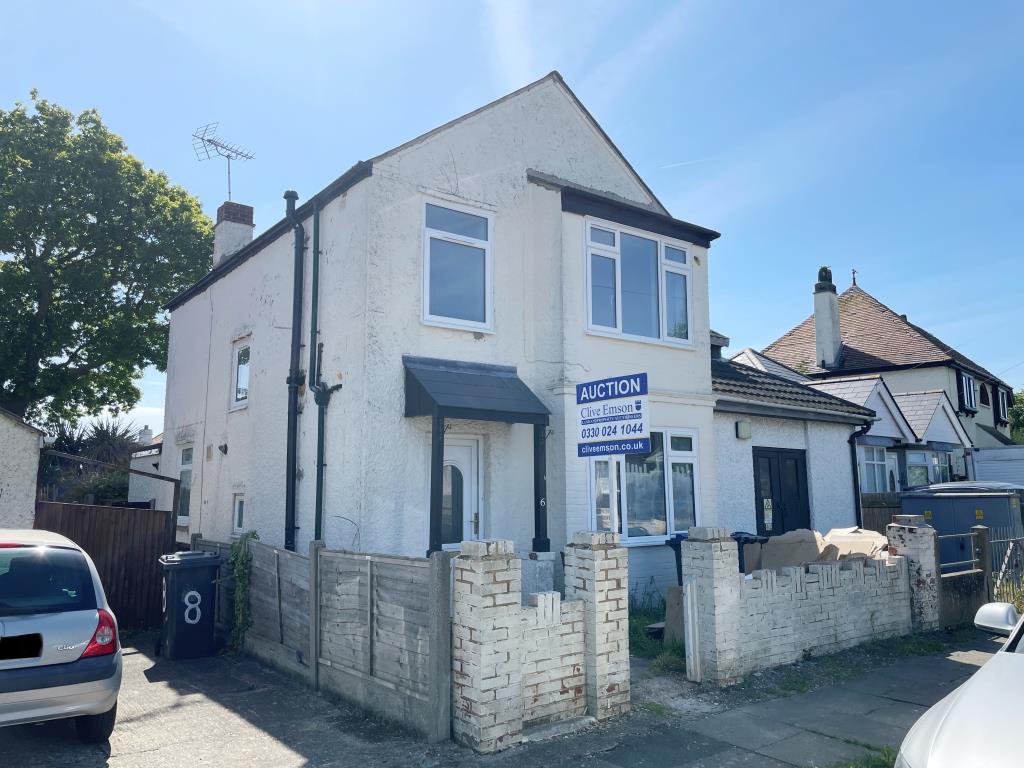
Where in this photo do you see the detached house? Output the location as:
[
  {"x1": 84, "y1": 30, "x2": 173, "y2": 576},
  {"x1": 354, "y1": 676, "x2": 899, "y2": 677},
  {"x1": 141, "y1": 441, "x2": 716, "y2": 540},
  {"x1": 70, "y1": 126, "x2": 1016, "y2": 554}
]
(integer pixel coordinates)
[
  {"x1": 758, "y1": 268, "x2": 1011, "y2": 490},
  {"x1": 159, "y1": 72, "x2": 727, "y2": 592}
]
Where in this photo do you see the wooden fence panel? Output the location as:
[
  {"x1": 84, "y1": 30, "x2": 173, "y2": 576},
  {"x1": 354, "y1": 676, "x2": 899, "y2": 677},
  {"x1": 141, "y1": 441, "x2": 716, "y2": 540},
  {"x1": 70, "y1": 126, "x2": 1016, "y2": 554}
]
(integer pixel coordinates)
[
  {"x1": 33, "y1": 501, "x2": 173, "y2": 628},
  {"x1": 862, "y1": 492, "x2": 902, "y2": 534}
]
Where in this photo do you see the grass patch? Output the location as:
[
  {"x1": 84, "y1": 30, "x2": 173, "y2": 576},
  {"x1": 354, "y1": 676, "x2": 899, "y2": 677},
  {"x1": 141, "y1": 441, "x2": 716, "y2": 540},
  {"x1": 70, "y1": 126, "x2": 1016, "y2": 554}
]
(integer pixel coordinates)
[
  {"x1": 628, "y1": 581, "x2": 669, "y2": 660},
  {"x1": 649, "y1": 643, "x2": 687, "y2": 675},
  {"x1": 829, "y1": 745, "x2": 897, "y2": 768},
  {"x1": 640, "y1": 701, "x2": 674, "y2": 717}
]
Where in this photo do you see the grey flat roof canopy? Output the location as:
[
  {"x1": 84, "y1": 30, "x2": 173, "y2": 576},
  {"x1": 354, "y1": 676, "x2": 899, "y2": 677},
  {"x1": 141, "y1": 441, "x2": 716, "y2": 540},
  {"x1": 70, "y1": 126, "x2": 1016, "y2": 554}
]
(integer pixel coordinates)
[{"x1": 403, "y1": 356, "x2": 550, "y2": 424}]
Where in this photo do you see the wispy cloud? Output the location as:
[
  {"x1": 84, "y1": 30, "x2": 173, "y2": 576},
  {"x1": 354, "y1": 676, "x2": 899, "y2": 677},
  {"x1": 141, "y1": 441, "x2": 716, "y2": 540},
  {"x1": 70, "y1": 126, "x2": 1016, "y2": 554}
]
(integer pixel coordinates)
[
  {"x1": 669, "y1": 25, "x2": 1023, "y2": 228},
  {"x1": 484, "y1": 0, "x2": 535, "y2": 92}
]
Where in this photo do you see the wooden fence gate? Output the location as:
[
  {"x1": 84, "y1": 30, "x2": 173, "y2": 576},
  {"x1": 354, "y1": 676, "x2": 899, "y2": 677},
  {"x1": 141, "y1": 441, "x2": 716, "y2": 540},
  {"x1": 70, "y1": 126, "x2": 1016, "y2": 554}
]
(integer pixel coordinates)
[{"x1": 34, "y1": 501, "x2": 174, "y2": 628}]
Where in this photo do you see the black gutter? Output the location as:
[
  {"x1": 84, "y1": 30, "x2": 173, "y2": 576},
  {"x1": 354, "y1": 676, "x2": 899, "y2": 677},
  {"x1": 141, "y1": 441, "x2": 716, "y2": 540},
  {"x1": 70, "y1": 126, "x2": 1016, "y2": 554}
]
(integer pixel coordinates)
[
  {"x1": 164, "y1": 161, "x2": 372, "y2": 312},
  {"x1": 284, "y1": 190, "x2": 305, "y2": 551},
  {"x1": 848, "y1": 421, "x2": 874, "y2": 528}
]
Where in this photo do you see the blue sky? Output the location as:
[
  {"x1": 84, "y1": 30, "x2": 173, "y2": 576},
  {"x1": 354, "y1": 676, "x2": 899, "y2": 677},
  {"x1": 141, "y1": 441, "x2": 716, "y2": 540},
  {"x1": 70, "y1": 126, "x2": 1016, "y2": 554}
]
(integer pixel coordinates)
[{"x1": 4, "y1": 1, "x2": 1023, "y2": 433}]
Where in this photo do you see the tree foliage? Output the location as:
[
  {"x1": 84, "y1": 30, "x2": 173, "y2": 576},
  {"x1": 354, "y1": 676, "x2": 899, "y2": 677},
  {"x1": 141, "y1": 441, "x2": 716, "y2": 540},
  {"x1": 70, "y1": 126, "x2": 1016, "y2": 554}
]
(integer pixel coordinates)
[
  {"x1": 38, "y1": 417, "x2": 142, "y2": 503},
  {"x1": 1010, "y1": 389, "x2": 1024, "y2": 444},
  {"x1": 0, "y1": 92, "x2": 212, "y2": 422}
]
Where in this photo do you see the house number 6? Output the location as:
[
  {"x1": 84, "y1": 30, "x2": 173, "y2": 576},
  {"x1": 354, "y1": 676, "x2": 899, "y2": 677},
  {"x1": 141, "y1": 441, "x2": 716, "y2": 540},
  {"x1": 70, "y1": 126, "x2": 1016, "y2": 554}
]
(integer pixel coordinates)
[{"x1": 183, "y1": 590, "x2": 202, "y2": 625}]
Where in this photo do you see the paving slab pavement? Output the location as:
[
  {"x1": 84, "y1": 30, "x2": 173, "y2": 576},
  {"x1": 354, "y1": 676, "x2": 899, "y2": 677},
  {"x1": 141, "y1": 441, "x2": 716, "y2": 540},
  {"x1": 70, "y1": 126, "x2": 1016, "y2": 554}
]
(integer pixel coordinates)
[{"x1": 0, "y1": 632, "x2": 1001, "y2": 768}]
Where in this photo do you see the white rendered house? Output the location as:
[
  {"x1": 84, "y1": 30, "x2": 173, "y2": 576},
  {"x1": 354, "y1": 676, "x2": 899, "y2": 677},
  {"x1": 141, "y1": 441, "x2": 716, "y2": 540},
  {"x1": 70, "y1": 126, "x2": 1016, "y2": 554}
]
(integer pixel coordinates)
[{"x1": 160, "y1": 73, "x2": 725, "y2": 591}]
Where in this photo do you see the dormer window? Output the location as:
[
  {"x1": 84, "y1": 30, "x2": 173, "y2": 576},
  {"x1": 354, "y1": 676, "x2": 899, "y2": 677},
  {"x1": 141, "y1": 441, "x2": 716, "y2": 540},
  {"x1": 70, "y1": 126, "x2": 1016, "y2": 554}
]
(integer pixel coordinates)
[
  {"x1": 998, "y1": 389, "x2": 1011, "y2": 422},
  {"x1": 960, "y1": 371, "x2": 977, "y2": 411},
  {"x1": 980, "y1": 383, "x2": 991, "y2": 408},
  {"x1": 586, "y1": 218, "x2": 692, "y2": 346}
]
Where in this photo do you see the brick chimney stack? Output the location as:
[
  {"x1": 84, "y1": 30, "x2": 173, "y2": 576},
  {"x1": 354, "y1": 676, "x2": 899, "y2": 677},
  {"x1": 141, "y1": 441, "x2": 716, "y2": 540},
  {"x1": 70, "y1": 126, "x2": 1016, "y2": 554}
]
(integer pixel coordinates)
[{"x1": 213, "y1": 201, "x2": 254, "y2": 266}]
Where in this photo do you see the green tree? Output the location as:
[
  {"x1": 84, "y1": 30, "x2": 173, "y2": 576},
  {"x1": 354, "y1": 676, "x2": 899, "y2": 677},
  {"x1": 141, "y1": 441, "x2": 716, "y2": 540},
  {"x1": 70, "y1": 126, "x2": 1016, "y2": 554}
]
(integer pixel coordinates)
[
  {"x1": 1010, "y1": 389, "x2": 1024, "y2": 444},
  {"x1": 0, "y1": 92, "x2": 212, "y2": 422}
]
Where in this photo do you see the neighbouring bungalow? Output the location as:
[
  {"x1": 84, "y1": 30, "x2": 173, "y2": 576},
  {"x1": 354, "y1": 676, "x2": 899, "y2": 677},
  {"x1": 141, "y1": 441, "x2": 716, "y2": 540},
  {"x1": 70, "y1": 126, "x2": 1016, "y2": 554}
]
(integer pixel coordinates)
[{"x1": 0, "y1": 406, "x2": 43, "y2": 528}]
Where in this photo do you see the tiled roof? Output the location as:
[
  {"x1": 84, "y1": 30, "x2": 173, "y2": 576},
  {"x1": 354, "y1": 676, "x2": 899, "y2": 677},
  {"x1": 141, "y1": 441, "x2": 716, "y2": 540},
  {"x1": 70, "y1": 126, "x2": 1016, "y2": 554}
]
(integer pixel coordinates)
[
  {"x1": 730, "y1": 348, "x2": 809, "y2": 384},
  {"x1": 712, "y1": 358, "x2": 874, "y2": 420},
  {"x1": 806, "y1": 376, "x2": 880, "y2": 408},
  {"x1": 762, "y1": 285, "x2": 1009, "y2": 386},
  {"x1": 891, "y1": 391, "x2": 944, "y2": 438}
]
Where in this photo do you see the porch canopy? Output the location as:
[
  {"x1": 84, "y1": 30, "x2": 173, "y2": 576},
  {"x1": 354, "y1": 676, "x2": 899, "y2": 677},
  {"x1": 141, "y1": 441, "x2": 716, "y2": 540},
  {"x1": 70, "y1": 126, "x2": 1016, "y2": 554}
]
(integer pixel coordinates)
[{"x1": 402, "y1": 356, "x2": 550, "y2": 554}]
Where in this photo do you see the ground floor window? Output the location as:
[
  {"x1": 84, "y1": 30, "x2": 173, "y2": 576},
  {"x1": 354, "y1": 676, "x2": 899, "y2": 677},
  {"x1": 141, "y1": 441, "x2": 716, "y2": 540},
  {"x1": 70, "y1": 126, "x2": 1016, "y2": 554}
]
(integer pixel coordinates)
[
  {"x1": 907, "y1": 450, "x2": 953, "y2": 486},
  {"x1": 860, "y1": 446, "x2": 889, "y2": 493},
  {"x1": 588, "y1": 429, "x2": 699, "y2": 544},
  {"x1": 232, "y1": 493, "x2": 245, "y2": 535}
]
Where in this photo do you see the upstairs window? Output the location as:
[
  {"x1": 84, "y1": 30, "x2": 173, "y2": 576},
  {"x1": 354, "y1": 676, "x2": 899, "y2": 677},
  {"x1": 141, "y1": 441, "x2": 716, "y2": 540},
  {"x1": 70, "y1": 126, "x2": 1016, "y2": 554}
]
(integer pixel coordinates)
[
  {"x1": 960, "y1": 372, "x2": 977, "y2": 411},
  {"x1": 586, "y1": 219, "x2": 691, "y2": 345},
  {"x1": 423, "y1": 201, "x2": 492, "y2": 331},
  {"x1": 999, "y1": 389, "x2": 1012, "y2": 422},
  {"x1": 232, "y1": 343, "x2": 250, "y2": 407},
  {"x1": 980, "y1": 384, "x2": 991, "y2": 408}
]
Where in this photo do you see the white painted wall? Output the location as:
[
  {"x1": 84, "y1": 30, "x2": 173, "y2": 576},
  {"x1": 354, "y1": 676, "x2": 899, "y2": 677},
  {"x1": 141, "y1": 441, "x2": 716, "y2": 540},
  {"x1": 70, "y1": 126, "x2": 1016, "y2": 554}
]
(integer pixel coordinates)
[
  {"x1": 0, "y1": 415, "x2": 40, "y2": 529},
  {"x1": 712, "y1": 413, "x2": 857, "y2": 535},
  {"x1": 162, "y1": 77, "x2": 718, "y2": 576}
]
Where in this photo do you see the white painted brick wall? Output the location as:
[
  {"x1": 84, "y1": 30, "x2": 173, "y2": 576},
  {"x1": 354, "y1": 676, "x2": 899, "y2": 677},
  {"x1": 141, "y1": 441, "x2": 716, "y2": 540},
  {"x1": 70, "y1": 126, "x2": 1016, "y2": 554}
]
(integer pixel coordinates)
[
  {"x1": 453, "y1": 533, "x2": 629, "y2": 752},
  {"x1": 681, "y1": 526, "x2": 924, "y2": 685}
]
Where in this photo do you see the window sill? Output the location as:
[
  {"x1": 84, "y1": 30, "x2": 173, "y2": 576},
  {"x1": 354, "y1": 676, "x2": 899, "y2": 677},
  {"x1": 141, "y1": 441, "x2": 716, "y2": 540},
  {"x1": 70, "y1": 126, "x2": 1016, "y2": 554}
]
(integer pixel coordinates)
[
  {"x1": 422, "y1": 317, "x2": 494, "y2": 335},
  {"x1": 585, "y1": 328, "x2": 695, "y2": 350},
  {"x1": 621, "y1": 535, "x2": 672, "y2": 547},
  {"x1": 176, "y1": 516, "x2": 190, "y2": 527},
  {"x1": 229, "y1": 401, "x2": 249, "y2": 413}
]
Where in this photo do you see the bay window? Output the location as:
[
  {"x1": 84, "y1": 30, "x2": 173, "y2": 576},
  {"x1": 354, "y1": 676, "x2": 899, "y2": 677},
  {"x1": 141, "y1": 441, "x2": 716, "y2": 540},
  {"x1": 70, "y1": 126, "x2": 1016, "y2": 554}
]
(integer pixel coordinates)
[
  {"x1": 586, "y1": 219, "x2": 692, "y2": 345},
  {"x1": 589, "y1": 429, "x2": 699, "y2": 543}
]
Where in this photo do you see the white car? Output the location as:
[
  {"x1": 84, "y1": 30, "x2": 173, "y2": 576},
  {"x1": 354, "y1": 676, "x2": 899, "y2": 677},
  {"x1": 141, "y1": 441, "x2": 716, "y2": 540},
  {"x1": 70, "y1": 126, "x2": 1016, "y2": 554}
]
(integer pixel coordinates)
[
  {"x1": 896, "y1": 602, "x2": 1022, "y2": 767},
  {"x1": 0, "y1": 529, "x2": 122, "y2": 743}
]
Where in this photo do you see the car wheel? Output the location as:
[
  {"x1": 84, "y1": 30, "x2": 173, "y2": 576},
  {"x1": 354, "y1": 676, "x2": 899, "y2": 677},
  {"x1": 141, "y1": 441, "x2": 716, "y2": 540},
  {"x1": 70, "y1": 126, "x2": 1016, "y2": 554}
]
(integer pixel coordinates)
[{"x1": 75, "y1": 702, "x2": 117, "y2": 744}]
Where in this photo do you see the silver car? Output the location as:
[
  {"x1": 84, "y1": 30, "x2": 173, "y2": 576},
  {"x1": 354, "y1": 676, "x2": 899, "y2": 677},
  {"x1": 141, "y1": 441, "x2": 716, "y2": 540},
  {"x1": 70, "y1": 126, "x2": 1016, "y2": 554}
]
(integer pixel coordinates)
[
  {"x1": 896, "y1": 602, "x2": 1023, "y2": 767},
  {"x1": 0, "y1": 529, "x2": 122, "y2": 743}
]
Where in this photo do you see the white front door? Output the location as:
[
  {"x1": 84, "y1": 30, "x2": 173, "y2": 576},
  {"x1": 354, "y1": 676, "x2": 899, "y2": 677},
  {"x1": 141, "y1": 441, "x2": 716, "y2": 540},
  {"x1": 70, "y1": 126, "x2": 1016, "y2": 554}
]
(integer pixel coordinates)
[{"x1": 442, "y1": 436, "x2": 480, "y2": 550}]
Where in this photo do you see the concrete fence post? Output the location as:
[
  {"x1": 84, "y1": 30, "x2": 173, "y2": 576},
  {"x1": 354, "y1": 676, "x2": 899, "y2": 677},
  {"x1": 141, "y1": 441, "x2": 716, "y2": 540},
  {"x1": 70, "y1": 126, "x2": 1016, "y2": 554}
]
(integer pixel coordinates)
[
  {"x1": 451, "y1": 540, "x2": 523, "y2": 752},
  {"x1": 308, "y1": 539, "x2": 323, "y2": 689},
  {"x1": 564, "y1": 531, "x2": 630, "y2": 719},
  {"x1": 887, "y1": 515, "x2": 941, "y2": 632},
  {"x1": 972, "y1": 525, "x2": 992, "y2": 601},
  {"x1": 427, "y1": 551, "x2": 452, "y2": 743},
  {"x1": 680, "y1": 527, "x2": 741, "y2": 684}
]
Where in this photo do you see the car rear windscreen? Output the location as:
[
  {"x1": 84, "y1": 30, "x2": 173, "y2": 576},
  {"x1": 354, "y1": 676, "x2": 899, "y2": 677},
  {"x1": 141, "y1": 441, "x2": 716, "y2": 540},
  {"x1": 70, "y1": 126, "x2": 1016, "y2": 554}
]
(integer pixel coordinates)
[{"x1": 0, "y1": 546, "x2": 98, "y2": 616}]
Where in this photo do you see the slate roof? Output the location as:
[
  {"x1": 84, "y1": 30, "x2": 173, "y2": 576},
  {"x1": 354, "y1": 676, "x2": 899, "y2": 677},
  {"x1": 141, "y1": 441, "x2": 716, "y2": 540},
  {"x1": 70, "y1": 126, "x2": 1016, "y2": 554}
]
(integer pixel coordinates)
[
  {"x1": 730, "y1": 348, "x2": 809, "y2": 384},
  {"x1": 978, "y1": 423, "x2": 1016, "y2": 446},
  {"x1": 806, "y1": 376, "x2": 881, "y2": 408},
  {"x1": 762, "y1": 285, "x2": 1009, "y2": 386},
  {"x1": 891, "y1": 391, "x2": 944, "y2": 439},
  {"x1": 712, "y1": 358, "x2": 874, "y2": 420}
]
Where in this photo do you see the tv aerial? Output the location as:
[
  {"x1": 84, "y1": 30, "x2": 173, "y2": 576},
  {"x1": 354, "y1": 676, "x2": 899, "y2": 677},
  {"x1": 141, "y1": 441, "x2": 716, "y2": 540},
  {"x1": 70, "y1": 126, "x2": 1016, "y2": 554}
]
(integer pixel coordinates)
[{"x1": 191, "y1": 122, "x2": 254, "y2": 201}]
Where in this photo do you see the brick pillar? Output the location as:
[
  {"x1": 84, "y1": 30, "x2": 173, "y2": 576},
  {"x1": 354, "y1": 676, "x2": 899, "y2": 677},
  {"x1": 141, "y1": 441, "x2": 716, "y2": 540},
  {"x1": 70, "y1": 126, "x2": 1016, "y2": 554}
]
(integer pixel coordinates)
[
  {"x1": 887, "y1": 515, "x2": 941, "y2": 633},
  {"x1": 680, "y1": 527, "x2": 742, "y2": 684},
  {"x1": 452, "y1": 540, "x2": 523, "y2": 752},
  {"x1": 564, "y1": 531, "x2": 630, "y2": 719}
]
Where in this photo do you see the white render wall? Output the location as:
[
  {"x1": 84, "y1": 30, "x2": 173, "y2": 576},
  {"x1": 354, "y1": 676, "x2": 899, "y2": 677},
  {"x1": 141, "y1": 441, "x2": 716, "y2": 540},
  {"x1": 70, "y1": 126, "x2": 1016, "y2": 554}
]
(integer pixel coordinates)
[
  {"x1": 712, "y1": 413, "x2": 857, "y2": 535},
  {"x1": 162, "y1": 77, "x2": 717, "y2": 567},
  {"x1": 0, "y1": 416, "x2": 39, "y2": 529}
]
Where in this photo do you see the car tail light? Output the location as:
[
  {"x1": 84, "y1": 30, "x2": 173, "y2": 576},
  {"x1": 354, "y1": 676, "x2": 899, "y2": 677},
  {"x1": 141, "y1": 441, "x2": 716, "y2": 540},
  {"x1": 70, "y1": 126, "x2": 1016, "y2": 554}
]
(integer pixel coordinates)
[
  {"x1": 0, "y1": 543, "x2": 28, "y2": 548},
  {"x1": 81, "y1": 609, "x2": 117, "y2": 658}
]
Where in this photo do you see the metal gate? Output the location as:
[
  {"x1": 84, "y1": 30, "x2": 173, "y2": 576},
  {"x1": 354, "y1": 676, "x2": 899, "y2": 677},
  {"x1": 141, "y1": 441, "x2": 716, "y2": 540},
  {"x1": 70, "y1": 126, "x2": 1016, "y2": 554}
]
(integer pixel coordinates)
[{"x1": 991, "y1": 536, "x2": 1024, "y2": 605}]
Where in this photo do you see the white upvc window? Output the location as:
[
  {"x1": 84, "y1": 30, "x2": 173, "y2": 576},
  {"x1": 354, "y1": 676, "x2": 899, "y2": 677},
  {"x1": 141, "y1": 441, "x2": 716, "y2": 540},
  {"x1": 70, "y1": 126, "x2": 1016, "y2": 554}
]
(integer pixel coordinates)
[
  {"x1": 588, "y1": 429, "x2": 700, "y2": 545},
  {"x1": 585, "y1": 218, "x2": 693, "y2": 347},
  {"x1": 178, "y1": 446, "x2": 193, "y2": 526},
  {"x1": 232, "y1": 493, "x2": 245, "y2": 536},
  {"x1": 422, "y1": 199, "x2": 493, "y2": 332},
  {"x1": 231, "y1": 341, "x2": 251, "y2": 409},
  {"x1": 860, "y1": 446, "x2": 888, "y2": 493},
  {"x1": 998, "y1": 389, "x2": 1011, "y2": 422},
  {"x1": 961, "y1": 371, "x2": 977, "y2": 411}
]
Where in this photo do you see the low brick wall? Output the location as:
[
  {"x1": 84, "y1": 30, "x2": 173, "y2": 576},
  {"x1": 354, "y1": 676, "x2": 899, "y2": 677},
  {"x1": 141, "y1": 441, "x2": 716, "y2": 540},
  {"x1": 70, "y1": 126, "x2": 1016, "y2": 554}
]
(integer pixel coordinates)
[
  {"x1": 681, "y1": 523, "x2": 941, "y2": 685},
  {"x1": 452, "y1": 533, "x2": 629, "y2": 752}
]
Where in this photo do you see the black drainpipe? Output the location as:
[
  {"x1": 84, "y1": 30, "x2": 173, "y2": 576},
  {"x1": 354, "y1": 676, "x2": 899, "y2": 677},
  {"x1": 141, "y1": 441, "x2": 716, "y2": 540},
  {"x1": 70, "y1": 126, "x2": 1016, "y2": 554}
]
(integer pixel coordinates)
[
  {"x1": 849, "y1": 420, "x2": 873, "y2": 528},
  {"x1": 284, "y1": 190, "x2": 305, "y2": 551}
]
